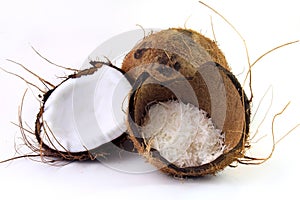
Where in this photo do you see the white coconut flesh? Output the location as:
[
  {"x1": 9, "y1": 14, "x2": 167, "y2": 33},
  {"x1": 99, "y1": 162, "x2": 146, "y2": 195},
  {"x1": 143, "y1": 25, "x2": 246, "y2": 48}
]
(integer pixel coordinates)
[
  {"x1": 141, "y1": 101, "x2": 225, "y2": 168},
  {"x1": 41, "y1": 65, "x2": 132, "y2": 152}
]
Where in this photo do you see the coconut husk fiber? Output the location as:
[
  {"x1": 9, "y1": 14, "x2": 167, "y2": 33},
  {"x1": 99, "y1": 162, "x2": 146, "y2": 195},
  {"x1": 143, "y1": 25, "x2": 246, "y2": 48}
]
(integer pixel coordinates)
[{"x1": 124, "y1": 28, "x2": 250, "y2": 177}]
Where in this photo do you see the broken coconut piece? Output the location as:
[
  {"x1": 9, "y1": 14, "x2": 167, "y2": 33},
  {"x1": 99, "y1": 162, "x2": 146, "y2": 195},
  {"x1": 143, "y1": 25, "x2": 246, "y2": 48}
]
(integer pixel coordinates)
[
  {"x1": 35, "y1": 62, "x2": 132, "y2": 160},
  {"x1": 127, "y1": 63, "x2": 250, "y2": 177},
  {"x1": 124, "y1": 28, "x2": 250, "y2": 177}
]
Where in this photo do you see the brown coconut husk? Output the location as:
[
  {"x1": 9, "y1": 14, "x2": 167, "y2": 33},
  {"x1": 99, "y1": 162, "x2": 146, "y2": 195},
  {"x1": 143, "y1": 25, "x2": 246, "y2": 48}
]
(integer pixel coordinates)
[
  {"x1": 124, "y1": 28, "x2": 250, "y2": 177},
  {"x1": 122, "y1": 28, "x2": 230, "y2": 78}
]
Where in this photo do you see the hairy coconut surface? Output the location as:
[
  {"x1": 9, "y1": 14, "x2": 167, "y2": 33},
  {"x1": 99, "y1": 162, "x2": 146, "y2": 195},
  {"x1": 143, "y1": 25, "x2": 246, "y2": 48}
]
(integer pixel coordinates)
[
  {"x1": 124, "y1": 28, "x2": 250, "y2": 177},
  {"x1": 35, "y1": 62, "x2": 133, "y2": 161},
  {"x1": 122, "y1": 28, "x2": 230, "y2": 79}
]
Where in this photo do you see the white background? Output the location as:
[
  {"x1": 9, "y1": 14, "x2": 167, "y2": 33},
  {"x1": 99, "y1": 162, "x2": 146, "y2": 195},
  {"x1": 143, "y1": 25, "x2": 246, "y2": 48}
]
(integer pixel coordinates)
[{"x1": 1, "y1": 0, "x2": 300, "y2": 199}]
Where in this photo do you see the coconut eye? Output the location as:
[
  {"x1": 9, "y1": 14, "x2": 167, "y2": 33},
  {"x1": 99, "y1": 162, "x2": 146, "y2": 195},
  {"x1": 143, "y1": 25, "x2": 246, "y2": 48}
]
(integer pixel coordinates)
[
  {"x1": 173, "y1": 62, "x2": 181, "y2": 71},
  {"x1": 134, "y1": 48, "x2": 147, "y2": 59}
]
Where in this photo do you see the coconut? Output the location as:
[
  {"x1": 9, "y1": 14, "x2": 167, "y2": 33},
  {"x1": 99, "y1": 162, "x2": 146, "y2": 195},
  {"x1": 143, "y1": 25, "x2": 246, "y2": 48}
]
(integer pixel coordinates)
[
  {"x1": 123, "y1": 28, "x2": 250, "y2": 177},
  {"x1": 34, "y1": 61, "x2": 133, "y2": 161}
]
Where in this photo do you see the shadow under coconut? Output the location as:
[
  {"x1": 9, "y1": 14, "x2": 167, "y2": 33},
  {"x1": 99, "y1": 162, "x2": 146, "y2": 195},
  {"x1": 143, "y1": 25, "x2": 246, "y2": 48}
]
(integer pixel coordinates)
[{"x1": 90, "y1": 137, "x2": 158, "y2": 174}]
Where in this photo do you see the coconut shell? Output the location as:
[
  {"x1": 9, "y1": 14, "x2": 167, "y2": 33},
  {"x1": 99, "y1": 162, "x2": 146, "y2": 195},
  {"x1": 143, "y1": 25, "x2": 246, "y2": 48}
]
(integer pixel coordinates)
[{"x1": 124, "y1": 29, "x2": 250, "y2": 177}]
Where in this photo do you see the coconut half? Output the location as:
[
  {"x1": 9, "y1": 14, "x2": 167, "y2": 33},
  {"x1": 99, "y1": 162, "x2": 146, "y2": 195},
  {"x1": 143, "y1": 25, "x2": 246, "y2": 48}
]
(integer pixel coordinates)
[
  {"x1": 123, "y1": 28, "x2": 250, "y2": 177},
  {"x1": 35, "y1": 61, "x2": 132, "y2": 160},
  {"x1": 127, "y1": 62, "x2": 250, "y2": 177}
]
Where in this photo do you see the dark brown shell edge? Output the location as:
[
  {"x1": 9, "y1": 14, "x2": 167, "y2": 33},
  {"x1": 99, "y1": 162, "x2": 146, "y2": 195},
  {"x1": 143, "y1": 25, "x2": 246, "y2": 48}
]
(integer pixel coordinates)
[
  {"x1": 34, "y1": 61, "x2": 135, "y2": 162},
  {"x1": 127, "y1": 61, "x2": 250, "y2": 178}
]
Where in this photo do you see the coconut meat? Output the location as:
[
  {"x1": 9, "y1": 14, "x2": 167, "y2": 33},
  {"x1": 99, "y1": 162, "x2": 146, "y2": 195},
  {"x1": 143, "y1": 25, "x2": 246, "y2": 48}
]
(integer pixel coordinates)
[
  {"x1": 41, "y1": 65, "x2": 131, "y2": 152},
  {"x1": 141, "y1": 101, "x2": 225, "y2": 168}
]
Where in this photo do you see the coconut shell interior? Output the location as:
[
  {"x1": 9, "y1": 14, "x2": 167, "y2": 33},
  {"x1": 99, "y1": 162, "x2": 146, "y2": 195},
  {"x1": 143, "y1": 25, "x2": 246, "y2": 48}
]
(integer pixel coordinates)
[{"x1": 127, "y1": 61, "x2": 250, "y2": 177}]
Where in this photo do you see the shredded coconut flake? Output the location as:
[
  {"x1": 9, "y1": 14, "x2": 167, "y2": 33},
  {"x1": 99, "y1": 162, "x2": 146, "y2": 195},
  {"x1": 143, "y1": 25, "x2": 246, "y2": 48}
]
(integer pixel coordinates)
[{"x1": 141, "y1": 100, "x2": 225, "y2": 168}]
